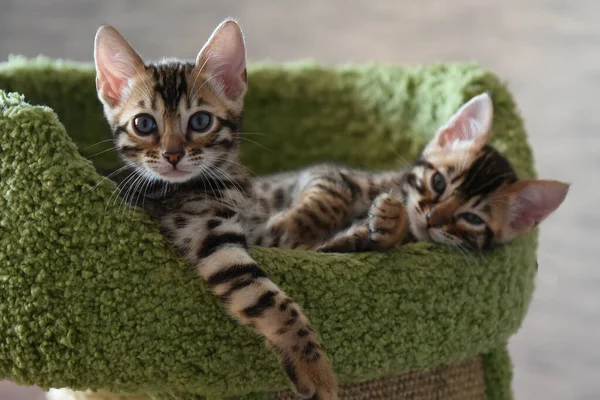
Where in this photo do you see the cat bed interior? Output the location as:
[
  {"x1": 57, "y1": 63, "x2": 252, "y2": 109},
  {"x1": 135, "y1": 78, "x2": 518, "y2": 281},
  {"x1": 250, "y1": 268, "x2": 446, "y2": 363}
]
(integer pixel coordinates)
[{"x1": 0, "y1": 56, "x2": 537, "y2": 399}]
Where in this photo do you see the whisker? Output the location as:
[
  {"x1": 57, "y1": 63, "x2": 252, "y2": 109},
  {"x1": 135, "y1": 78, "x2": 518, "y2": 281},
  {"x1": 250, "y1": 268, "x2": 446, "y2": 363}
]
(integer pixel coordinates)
[
  {"x1": 162, "y1": 180, "x2": 169, "y2": 199},
  {"x1": 164, "y1": 389, "x2": 181, "y2": 400},
  {"x1": 461, "y1": 244, "x2": 488, "y2": 266},
  {"x1": 485, "y1": 188, "x2": 522, "y2": 202},
  {"x1": 192, "y1": 70, "x2": 224, "y2": 100},
  {"x1": 114, "y1": 169, "x2": 141, "y2": 209},
  {"x1": 118, "y1": 173, "x2": 142, "y2": 218},
  {"x1": 388, "y1": 147, "x2": 414, "y2": 167},
  {"x1": 206, "y1": 168, "x2": 231, "y2": 205},
  {"x1": 190, "y1": 54, "x2": 212, "y2": 100},
  {"x1": 127, "y1": 82, "x2": 153, "y2": 107},
  {"x1": 130, "y1": 60, "x2": 153, "y2": 103},
  {"x1": 453, "y1": 243, "x2": 475, "y2": 273},
  {"x1": 198, "y1": 165, "x2": 221, "y2": 204},
  {"x1": 451, "y1": 243, "x2": 472, "y2": 271},
  {"x1": 81, "y1": 139, "x2": 114, "y2": 151},
  {"x1": 238, "y1": 131, "x2": 270, "y2": 137},
  {"x1": 209, "y1": 163, "x2": 246, "y2": 196},
  {"x1": 459, "y1": 142, "x2": 473, "y2": 175},
  {"x1": 120, "y1": 172, "x2": 146, "y2": 220},
  {"x1": 103, "y1": 187, "x2": 122, "y2": 217},
  {"x1": 87, "y1": 164, "x2": 131, "y2": 193},
  {"x1": 128, "y1": 175, "x2": 149, "y2": 219},
  {"x1": 104, "y1": 170, "x2": 138, "y2": 215},
  {"x1": 141, "y1": 172, "x2": 156, "y2": 209},
  {"x1": 129, "y1": 172, "x2": 151, "y2": 219},
  {"x1": 459, "y1": 242, "x2": 480, "y2": 264},
  {"x1": 239, "y1": 136, "x2": 271, "y2": 152},
  {"x1": 210, "y1": 167, "x2": 238, "y2": 203},
  {"x1": 87, "y1": 146, "x2": 119, "y2": 159},
  {"x1": 210, "y1": 155, "x2": 258, "y2": 178}
]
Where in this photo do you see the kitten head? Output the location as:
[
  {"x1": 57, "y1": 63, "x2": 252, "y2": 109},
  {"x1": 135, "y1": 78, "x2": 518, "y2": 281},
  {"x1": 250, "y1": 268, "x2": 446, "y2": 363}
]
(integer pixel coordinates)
[
  {"x1": 403, "y1": 93, "x2": 569, "y2": 249},
  {"x1": 94, "y1": 19, "x2": 247, "y2": 183}
]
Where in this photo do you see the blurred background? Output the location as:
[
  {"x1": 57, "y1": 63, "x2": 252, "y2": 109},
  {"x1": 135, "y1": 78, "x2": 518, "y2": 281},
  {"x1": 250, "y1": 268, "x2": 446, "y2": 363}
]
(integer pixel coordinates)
[{"x1": 0, "y1": 1, "x2": 597, "y2": 399}]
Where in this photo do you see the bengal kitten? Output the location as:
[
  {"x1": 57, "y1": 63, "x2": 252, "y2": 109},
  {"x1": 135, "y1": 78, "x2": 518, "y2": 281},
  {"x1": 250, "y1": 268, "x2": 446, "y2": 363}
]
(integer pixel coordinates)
[
  {"x1": 94, "y1": 20, "x2": 337, "y2": 399},
  {"x1": 249, "y1": 93, "x2": 569, "y2": 253}
]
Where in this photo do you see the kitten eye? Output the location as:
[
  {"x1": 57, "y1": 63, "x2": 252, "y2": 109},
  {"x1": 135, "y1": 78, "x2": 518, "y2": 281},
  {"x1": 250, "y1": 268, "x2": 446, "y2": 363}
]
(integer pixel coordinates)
[
  {"x1": 460, "y1": 212, "x2": 485, "y2": 225},
  {"x1": 188, "y1": 111, "x2": 213, "y2": 133},
  {"x1": 431, "y1": 171, "x2": 446, "y2": 193},
  {"x1": 133, "y1": 114, "x2": 157, "y2": 135}
]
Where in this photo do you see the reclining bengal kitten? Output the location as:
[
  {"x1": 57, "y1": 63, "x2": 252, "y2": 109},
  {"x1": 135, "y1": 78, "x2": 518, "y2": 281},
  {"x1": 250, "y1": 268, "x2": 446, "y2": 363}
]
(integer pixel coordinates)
[
  {"x1": 93, "y1": 20, "x2": 337, "y2": 399},
  {"x1": 248, "y1": 93, "x2": 569, "y2": 253}
]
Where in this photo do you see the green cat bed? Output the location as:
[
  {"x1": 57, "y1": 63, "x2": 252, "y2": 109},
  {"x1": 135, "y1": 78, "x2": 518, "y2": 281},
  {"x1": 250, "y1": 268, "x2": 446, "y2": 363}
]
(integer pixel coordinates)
[{"x1": 0, "y1": 56, "x2": 536, "y2": 400}]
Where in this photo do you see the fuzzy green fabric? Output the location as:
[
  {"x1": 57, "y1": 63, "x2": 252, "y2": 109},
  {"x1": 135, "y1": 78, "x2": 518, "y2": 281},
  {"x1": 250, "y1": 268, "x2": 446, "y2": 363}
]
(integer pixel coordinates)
[
  {"x1": 482, "y1": 347, "x2": 515, "y2": 400},
  {"x1": 0, "y1": 56, "x2": 536, "y2": 399}
]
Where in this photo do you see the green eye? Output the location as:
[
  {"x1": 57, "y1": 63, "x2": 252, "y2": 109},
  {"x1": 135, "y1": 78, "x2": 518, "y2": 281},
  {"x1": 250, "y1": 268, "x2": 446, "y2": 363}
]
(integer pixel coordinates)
[
  {"x1": 460, "y1": 212, "x2": 485, "y2": 225},
  {"x1": 133, "y1": 114, "x2": 157, "y2": 135},
  {"x1": 188, "y1": 111, "x2": 213, "y2": 133},
  {"x1": 431, "y1": 171, "x2": 446, "y2": 193}
]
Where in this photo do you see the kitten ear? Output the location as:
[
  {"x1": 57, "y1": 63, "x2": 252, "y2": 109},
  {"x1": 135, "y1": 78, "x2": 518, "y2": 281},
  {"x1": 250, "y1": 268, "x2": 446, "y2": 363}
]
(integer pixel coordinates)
[
  {"x1": 507, "y1": 180, "x2": 570, "y2": 232},
  {"x1": 195, "y1": 19, "x2": 247, "y2": 101},
  {"x1": 94, "y1": 25, "x2": 145, "y2": 107},
  {"x1": 425, "y1": 93, "x2": 493, "y2": 154}
]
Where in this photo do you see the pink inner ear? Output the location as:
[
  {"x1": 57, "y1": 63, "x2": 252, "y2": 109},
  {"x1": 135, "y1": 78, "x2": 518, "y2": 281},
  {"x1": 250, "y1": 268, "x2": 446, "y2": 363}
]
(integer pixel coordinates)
[
  {"x1": 219, "y1": 59, "x2": 246, "y2": 99},
  {"x1": 430, "y1": 93, "x2": 493, "y2": 150},
  {"x1": 510, "y1": 181, "x2": 569, "y2": 231},
  {"x1": 97, "y1": 69, "x2": 127, "y2": 106},
  {"x1": 94, "y1": 26, "x2": 144, "y2": 107},
  {"x1": 438, "y1": 124, "x2": 464, "y2": 147},
  {"x1": 204, "y1": 47, "x2": 246, "y2": 99},
  {"x1": 197, "y1": 20, "x2": 247, "y2": 100},
  {"x1": 510, "y1": 197, "x2": 546, "y2": 230}
]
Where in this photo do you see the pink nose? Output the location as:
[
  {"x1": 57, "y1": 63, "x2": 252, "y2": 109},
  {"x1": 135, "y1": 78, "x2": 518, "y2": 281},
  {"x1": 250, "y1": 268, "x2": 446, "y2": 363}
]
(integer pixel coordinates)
[
  {"x1": 426, "y1": 212, "x2": 434, "y2": 228},
  {"x1": 426, "y1": 211, "x2": 444, "y2": 228},
  {"x1": 162, "y1": 151, "x2": 183, "y2": 166}
]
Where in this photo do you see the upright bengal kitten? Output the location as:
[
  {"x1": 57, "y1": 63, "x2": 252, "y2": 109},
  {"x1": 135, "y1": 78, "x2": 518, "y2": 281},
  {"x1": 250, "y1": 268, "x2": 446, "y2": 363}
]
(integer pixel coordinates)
[
  {"x1": 94, "y1": 20, "x2": 337, "y2": 399},
  {"x1": 249, "y1": 93, "x2": 569, "y2": 253}
]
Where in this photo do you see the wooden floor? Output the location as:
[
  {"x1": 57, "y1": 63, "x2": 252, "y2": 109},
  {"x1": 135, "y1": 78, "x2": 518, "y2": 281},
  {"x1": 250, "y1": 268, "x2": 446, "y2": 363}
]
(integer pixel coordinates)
[{"x1": 1, "y1": 1, "x2": 598, "y2": 399}]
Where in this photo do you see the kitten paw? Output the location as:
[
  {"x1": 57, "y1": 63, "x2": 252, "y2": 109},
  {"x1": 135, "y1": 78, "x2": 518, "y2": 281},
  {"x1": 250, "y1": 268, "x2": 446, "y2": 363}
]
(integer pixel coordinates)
[
  {"x1": 316, "y1": 225, "x2": 371, "y2": 253},
  {"x1": 266, "y1": 211, "x2": 298, "y2": 248},
  {"x1": 266, "y1": 211, "x2": 291, "y2": 234},
  {"x1": 316, "y1": 239, "x2": 352, "y2": 253},
  {"x1": 368, "y1": 192, "x2": 407, "y2": 249},
  {"x1": 290, "y1": 353, "x2": 339, "y2": 400},
  {"x1": 266, "y1": 211, "x2": 319, "y2": 249}
]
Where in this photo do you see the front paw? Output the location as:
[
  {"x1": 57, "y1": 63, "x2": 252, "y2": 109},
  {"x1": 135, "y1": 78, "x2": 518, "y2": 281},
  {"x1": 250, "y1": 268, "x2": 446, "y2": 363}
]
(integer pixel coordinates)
[
  {"x1": 266, "y1": 211, "x2": 292, "y2": 235},
  {"x1": 266, "y1": 211, "x2": 313, "y2": 249},
  {"x1": 316, "y1": 238, "x2": 352, "y2": 253},
  {"x1": 289, "y1": 350, "x2": 339, "y2": 400},
  {"x1": 368, "y1": 192, "x2": 407, "y2": 249}
]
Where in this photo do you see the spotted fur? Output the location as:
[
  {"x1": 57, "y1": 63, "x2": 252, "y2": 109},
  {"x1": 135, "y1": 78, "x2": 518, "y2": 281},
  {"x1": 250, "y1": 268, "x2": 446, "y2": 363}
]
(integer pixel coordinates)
[
  {"x1": 95, "y1": 20, "x2": 337, "y2": 399},
  {"x1": 250, "y1": 93, "x2": 569, "y2": 253}
]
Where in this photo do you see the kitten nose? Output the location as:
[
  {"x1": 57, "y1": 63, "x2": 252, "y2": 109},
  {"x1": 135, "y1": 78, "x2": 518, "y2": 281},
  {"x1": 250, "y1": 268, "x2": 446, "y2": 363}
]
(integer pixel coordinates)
[
  {"x1": 426, "y1": 212, "x2": 440, "y2": 228},
  {"x1": 162, "y1": 150, "x2": 184, "y2": 166}
]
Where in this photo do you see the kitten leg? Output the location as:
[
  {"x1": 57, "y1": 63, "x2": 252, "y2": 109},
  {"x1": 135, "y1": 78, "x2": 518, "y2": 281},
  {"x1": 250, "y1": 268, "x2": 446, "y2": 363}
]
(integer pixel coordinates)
[
  {"x1": 165, "y1": 208, "x2": 338, "y2": 399},
  {"x1": 267, "y1": 173, "x2": 353, "y2": 249},
  {"x1": 318, "y1": 192, "x2": 407, "y2": 253},
  {"x1": 315, "y1": 221, "x2": 372, "y2": 253}
]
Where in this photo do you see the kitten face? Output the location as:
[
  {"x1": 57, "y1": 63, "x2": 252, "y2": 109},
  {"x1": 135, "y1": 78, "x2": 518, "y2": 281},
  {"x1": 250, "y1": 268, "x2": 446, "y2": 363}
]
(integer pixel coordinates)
[
  {"x1": 405, "y1": 145, "x2": 518, "y2": 248},
  {"x1": 403, "y1": 93, "x2": 569, "y2": 249},
  {"x1": 94, "y1": 20, "x2": 247, "y2": 183}
]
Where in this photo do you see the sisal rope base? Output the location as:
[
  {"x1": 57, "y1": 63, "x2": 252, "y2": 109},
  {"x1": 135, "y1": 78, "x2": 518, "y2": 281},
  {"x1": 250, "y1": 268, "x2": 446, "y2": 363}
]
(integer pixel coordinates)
[
  {"x1": 46, "y1": 356, "x2": 486, "y2": 400},
  {"x1": 272, "y1": 356, "x2": 486, "y2": 400}
]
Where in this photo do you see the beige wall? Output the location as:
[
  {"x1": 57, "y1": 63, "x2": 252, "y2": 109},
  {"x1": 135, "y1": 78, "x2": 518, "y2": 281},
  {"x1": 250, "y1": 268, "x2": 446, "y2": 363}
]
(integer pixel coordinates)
[{"x1": 1, "y1": 1, "x2": 598, "y2": 399}]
